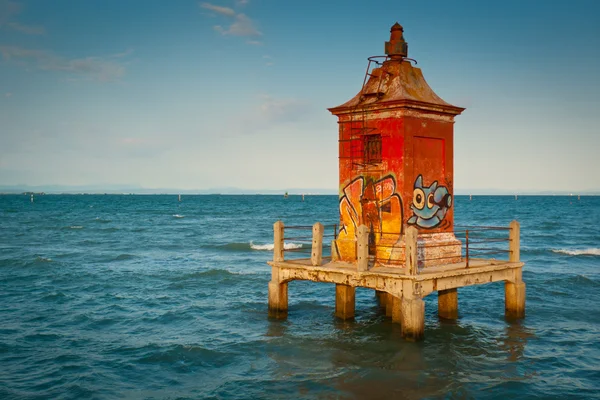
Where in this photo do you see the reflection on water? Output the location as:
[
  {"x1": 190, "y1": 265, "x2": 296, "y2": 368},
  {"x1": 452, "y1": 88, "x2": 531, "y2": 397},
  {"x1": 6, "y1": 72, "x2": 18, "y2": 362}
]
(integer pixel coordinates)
[
  {"x1": 265, "y1": 299, "x2": 540, "y2": 399},
  {"x1": 500, "y1": 320, "x2": 535, "y2": 362}
]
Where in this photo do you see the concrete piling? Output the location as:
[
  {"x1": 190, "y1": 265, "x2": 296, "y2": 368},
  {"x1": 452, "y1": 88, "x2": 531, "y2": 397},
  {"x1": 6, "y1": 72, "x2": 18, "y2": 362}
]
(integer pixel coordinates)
[
  {"x1": 401, "y1": 297, "x2": 425, "y2": 341},
  {"x1": 335, "y1": 284, "x2": 356, "y2": 320},
  {"x1": 438, "y1": 288, "x2": 458, "y2": 320}
]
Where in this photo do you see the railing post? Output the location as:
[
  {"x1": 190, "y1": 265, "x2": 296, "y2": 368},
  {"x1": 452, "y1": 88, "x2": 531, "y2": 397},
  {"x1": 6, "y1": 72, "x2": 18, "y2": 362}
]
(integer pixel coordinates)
[
  {"x1": 311, "y1": 222, "x2": 324, "y2": 266},
  {"x1": 357, "y1": 225, "x2": 369, "y2": 271},
  {"x1": 506, "y1": 220, "x2": 525, "y2": 318},
  {"x1": 465, "y1": 229, "x2": 469, "y2": 268},
  {"x1": 509, "y1": 220, "x2": 520, "y2": 263},
  {"x1": 405, "y1": 225, "x2": 418, "y2": 275},
  {"x1": 273, "y1": 220, "x2": 284, "y2": 262}
]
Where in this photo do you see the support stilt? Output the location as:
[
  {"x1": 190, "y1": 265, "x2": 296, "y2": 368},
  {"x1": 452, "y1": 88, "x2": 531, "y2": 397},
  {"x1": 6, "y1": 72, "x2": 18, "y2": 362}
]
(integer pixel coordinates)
[
  {"x1": 391, "y1": 295, "x2": 402, "y2": 324},
  {"x1": 377, "y1": 290, "x2": 387, "y2": 309},
  {"x1": 505, "y1": 281, "x2": 526, "y2": 319},
  {"x1": 505, "y1": 222, "x2": 526, "y2": 319},
  {"x1": 335, "y1": 284, "x2": 356, "y2": 320},
  {"x1": 438, "y1": 288, "x2": 458, "y2": 320},
  {"x1": 385, "y1": 292, "x2": 393, "y2": 317},
  {"x1": 401, "y1": 297, "x2": 425, "y2": 341},
  {"x1": 268, "y1": 281, "x2": 288, "y2": 319}
]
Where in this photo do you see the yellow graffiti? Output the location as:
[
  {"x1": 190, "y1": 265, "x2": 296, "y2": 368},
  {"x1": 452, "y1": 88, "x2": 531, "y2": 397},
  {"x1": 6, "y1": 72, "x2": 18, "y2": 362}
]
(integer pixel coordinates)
[{"x1": 337, "y1": 175, "x2": 404, "y2": 263}]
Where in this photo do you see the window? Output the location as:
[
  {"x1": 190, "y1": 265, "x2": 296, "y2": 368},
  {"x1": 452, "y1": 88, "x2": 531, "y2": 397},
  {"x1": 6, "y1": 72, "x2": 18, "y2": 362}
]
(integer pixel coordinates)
[{"x1": 363, "y1": 134, "x2": 382, "y2": 164}]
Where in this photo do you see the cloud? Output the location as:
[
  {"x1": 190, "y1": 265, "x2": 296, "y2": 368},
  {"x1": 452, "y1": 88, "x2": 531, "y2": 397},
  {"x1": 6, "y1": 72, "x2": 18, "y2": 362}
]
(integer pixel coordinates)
[
  {"x1": 5, "y1": 92, "x2": 11, "y2": 97},
  {"x1": 0, "y1": 45, "x2": 128, "y2": 81},
  {"x1": 262, "y1": 55, "x2": 273, "y2": 66},
  {"x1": 200, "y1": 2, "x2": 235, "y2": 17},
  {"x1": 230, "y1": 95, "x2": 314, "y2": 135},
  {"x1": 201, "y1": 2, "x2": 261, "y2": 37},
  {"x1": 0, "y1": 1, "x2": 45, "y2": 35},
  {"x1": 7, "y1": 21, "x2": 44, "y2": 35},
  {"x1": 213, "y1": 13, "x2": 260, "y2": 36},
  {"x1": 0, "y1": 0, "x2": 20, "y2": 24},
  {"x1": 258, "y1": 95, "x2": 311, "y2": 123}
]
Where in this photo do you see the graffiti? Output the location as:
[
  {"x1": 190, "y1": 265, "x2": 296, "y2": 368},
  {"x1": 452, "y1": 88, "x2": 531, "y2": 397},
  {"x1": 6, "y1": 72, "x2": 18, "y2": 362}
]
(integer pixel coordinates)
[
  {"x1": 407, "y1": 175, "x2": 452, "y2": 229},
  {"x1": 338, "y1": 175, "x2": 403, "y2": 243}
]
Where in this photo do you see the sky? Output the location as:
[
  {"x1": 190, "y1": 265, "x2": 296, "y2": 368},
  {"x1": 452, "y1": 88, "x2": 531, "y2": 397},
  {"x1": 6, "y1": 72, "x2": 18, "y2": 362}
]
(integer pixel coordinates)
[{"x1": 0, "y1": 0, "x2": 599, "y2": 194}]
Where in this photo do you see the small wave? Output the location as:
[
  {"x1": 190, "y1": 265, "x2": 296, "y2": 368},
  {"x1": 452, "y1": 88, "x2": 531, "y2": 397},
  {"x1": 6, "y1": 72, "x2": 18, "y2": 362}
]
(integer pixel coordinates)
[
  {"x1": 552, "y1": 248, "x2": 600, "y2": 256},
  {"x1": 114, "y1": 254, "x2": 136, "y2": 261},
  {"x1": 543, "y1": 274, "x2": 599, "y2": 289},
  {"x1": 94, "y1": 217, "x2": 111, "y2": 223},
  {"x1": 173, "y1": 214, "x2": 185, "y2": 218},
  {"x1": 250, "y1": 241, "x2": 303, "y2": 251},
  {"x1": 202, "y1": 241, "x2": 304, "y2": 252},
  {"x1": 100, "y1": 227, "x2": 119, "y2": 233},
  {"x1": 135, "y1": 344, "x2": 231, "y2": 367},
  {"x1": 35, "y1": 256, "x2": 52, "y2": 263},
  {"x1": 69, "y1": 225, "x2": 84, "y2": 229},
  {"x1": 172, "y1": 269, "x2": 239, "y2": 281}
]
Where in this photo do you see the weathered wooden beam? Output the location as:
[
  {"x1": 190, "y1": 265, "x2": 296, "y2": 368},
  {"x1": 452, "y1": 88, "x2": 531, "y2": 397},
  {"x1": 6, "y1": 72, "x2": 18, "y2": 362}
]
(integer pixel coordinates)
[
  {"x1": 509, "y1": 220, "x2": 520, "y2": 263},
  {"x1": 311, "y1": 222, "x2": 324, "y2": 266},
  {"x1": 405, "y1": 226, "x2": 418, "y2": 275},
  {"x1": 506, "y1": 223, "x2": 525, "y2": 319},
  {"x1": 273, "y1": 221, "x2": 284, "y2": 262},
  {"x1": 357, "y1": 225, "x2": 369, "y2": 271}
]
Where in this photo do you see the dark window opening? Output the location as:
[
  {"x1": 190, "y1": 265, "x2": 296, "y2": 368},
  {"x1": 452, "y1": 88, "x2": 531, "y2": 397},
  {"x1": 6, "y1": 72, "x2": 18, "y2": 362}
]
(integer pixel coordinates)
[{"x1": 364, "y1": 134, "x2": 382, "y2": 164}]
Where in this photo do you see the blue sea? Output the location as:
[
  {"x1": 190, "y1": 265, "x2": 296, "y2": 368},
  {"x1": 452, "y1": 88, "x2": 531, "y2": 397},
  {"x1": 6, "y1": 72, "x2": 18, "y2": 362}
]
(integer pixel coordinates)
[{"x1": 1, "y1": 194, "x2": 599, "y2": 399}]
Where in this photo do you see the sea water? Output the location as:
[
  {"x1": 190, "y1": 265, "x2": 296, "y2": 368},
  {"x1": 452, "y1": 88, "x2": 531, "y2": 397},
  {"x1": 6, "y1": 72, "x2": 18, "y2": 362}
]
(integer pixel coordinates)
[{"x1": 0, "y1": 194, "x2": 598, "y2": 399}]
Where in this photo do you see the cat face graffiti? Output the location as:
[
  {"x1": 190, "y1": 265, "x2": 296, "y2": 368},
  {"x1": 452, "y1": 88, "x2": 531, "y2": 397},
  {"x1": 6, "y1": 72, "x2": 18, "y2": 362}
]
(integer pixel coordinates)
[{"x1": 407, "y1": 175, "x2": 452, "y2": 229}]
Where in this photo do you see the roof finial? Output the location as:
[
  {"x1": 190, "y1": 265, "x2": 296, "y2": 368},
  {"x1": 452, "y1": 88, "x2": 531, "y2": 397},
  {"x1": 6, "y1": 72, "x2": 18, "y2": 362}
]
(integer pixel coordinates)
[{"x1": 385, "y1": 22, "x2": 408, "y2": 59}]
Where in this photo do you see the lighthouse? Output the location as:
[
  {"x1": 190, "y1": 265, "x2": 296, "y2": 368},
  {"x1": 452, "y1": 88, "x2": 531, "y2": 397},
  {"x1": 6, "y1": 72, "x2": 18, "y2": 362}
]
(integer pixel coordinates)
[
  {"x1": 329, "y1": 23, "x2": 465, "y2": 267},
  {"x1": 266, "y1": 23, "x2": 525, "y2": 341}
]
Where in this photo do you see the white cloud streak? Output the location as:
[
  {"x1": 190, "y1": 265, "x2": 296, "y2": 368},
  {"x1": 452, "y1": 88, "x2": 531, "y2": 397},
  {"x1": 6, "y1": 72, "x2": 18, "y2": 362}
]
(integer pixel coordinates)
[
  {"x1": 0, "y1": 45, "x2": 128, "y2": 81},
  {"x1": 7, "y1": 21, "x2": 44, "y2": 35},
  {"x1": 201, "y1": 2, "x2": 261, "y2": 37},
  {"x1": 0, "y1": 0, "x2": 45, "y2": 35},
  {"x1": 200, "y1": 2, "x2": 235, "y2": 17},
  {"x1": 259, "y1": 96, "x2": 309, "y2": 122},
  {"x1": 0, "y1": 0, "x2": 20, "y2": 24}
]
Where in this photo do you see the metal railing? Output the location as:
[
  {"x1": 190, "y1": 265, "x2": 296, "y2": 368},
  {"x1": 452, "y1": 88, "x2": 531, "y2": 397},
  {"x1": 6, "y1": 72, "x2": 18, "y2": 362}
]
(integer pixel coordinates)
[
  {"x1": 454, "y1": 225, "x2": 513, "y2": 267},
  {"x1": 272, "y1": 222, "x2": 337, "y2": 264},
  {"x1": 272, "y1": 220, "x2": 520, "y2": 273}
]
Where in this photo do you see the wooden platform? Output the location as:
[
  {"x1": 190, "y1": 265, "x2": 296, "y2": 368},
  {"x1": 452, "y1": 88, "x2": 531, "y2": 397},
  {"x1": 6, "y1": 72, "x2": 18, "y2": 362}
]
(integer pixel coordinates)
[{"x1": 267, "y1": 222, "x2": 526, "y2": 341}]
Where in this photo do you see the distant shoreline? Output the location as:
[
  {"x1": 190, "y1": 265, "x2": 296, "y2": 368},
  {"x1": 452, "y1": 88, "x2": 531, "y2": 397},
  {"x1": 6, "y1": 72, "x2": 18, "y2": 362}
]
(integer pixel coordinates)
[{"x1": 1, "y1": 192, "x2": 598, "y2": 197}]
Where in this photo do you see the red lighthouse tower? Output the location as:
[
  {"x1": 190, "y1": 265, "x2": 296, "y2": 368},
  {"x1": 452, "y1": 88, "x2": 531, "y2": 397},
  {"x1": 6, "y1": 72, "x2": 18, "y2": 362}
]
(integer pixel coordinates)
[{"x1": 329, "y1": 23, "x2": 465, "y2": 267}]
